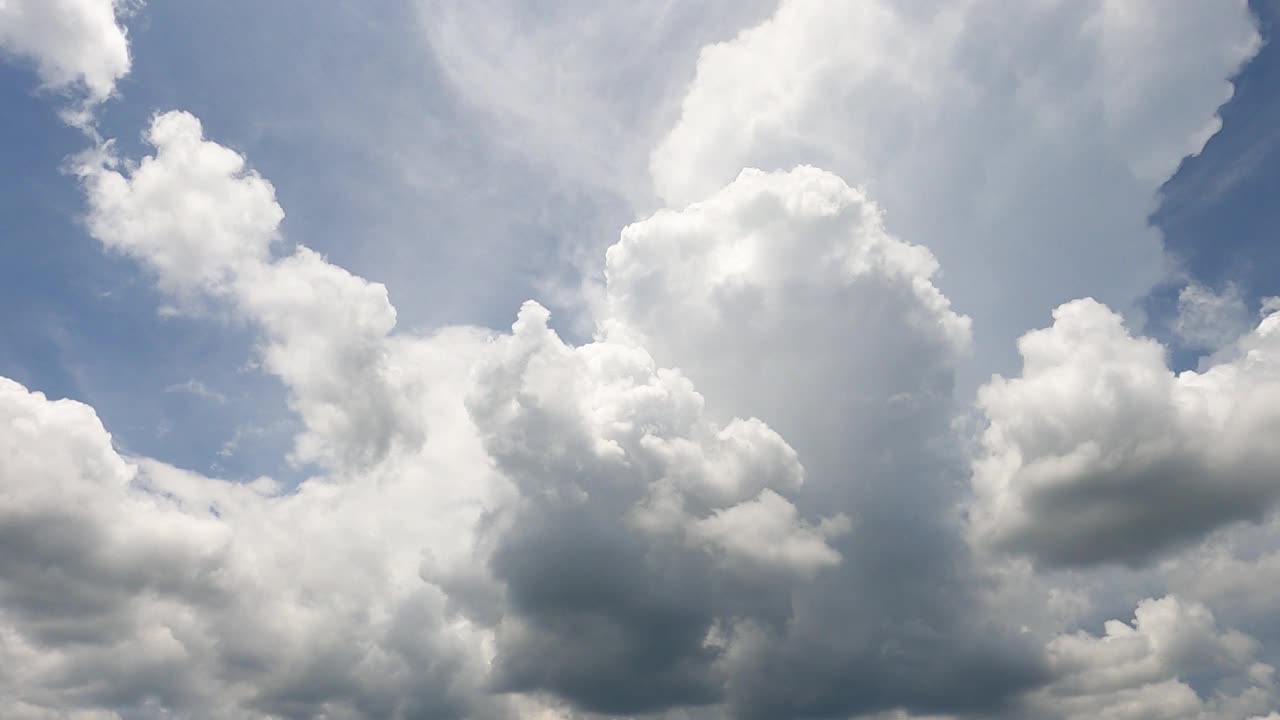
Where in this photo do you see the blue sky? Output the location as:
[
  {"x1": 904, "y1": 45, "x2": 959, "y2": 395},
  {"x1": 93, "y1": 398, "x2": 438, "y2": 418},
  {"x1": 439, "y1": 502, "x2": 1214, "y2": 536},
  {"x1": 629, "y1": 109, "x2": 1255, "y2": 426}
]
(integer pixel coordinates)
[{"x1": 5, "y1": 2, "x2": 1280, "y2": 719}]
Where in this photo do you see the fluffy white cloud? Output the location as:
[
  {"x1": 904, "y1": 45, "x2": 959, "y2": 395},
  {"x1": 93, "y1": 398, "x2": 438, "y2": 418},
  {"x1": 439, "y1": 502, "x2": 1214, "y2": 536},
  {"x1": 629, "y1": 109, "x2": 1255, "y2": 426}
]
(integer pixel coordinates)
[
  {"x1": 77, "y1": 112, "x2": 422, "y2": 470},
  {"x1": 79, "y1": 112, "x2": 281, "y2": 292},
  {"x1": 653, "y1": 0, "x2": 1259, "y2": 384},
  {"x1": 1014, "y1": 596, "x2": 1278, "y2": 720},
  {"x1": 4, "y1": 0, "x2": 1277, "y2": 717},
  {"x1": 0, "y1": 0, "x2": 132, "y2": 107},
  {"x1": 0, "y1": 363, "x2": 510, "y2": 719},
  {"x1": 41, "y1": 109, "x2": 855, "y2": 718},
  {"x1": 972, "y1": 298, "x2": 1280, "y2": 568},
  {"x1": 0, "y1": 112, "x2": 512, "y2": 716},
  {"x1": 606, "y1": 165, "x2": 970, "y2": 457}
]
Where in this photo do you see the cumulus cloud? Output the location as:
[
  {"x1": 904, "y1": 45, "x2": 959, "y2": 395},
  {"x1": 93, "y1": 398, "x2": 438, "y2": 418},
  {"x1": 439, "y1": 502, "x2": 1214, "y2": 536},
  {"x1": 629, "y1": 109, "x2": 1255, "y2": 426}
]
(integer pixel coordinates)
[
  {"x1": 0, "y1": 367, "x2": 509, "y2": 719},
  {"x1": 652, "y1": 0, "x2": 1260, "y2": 384},
  {"x1": 27, "y1": 109, "x2": 857, "y2": 719},
  {"x1": 972, "y1": 298, "x2": 1280, "y2": 568},
  {"x1": 1014, "y1": 596, "x2": 1279, "y2": 720},
  {"x1": 0, "y1": 0, "x2": 133, "y2": 119},
  {"x1": 460, "y1": 299, "x2": 845, "y2": 714},
  {"x1": 3, "y1": 1, "x2": 1279, "y2": 718},
  {"x1": 77, "y1": 111, "x2": 420, "y2": 470},
  {"x1": 0, "y1": 114, "x2": 512, "y2": 716},
  {"x1": 603, "y1": 165, "x2": 1045, "y2": 718},
  {"x1": 12, "y1": 113, "x2": 1033, "y2": 719}
]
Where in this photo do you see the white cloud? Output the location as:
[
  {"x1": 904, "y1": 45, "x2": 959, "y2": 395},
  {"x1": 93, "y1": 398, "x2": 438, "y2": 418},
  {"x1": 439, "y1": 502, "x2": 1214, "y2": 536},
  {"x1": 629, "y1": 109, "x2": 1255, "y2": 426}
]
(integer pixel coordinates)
[
  {"x1": 0, "y1": 0, "x2": 133, "y2": 111},
  {"x1": 652, "y1": 0, "x2": 1259, "y2": 385},
  {"x1": 0, "y1": 116, "x2": 515, "y2": 716},
  {"x1": 0, "y1": 363, "x2": 510, "y2": 718},
  {"x1": 690, "y1": 489, "x2": 850, "y2": 577},
  {"x1": 1176, "y1": 282, "x2": 1252, "y2": 352},
  {"x1": 602, "y1": 165, "x2": 1045, "y2": 718},
  {"x1": 78, "y1": 112, "x2": 281, "y2": 294},
  {"x1": 43, "y1": 108, "x2": 853, "y2": 718},
  {"x1": 1015, "y1": 596, "x2": 1278, "y2": 720},
  {"x1": 77, "y1": 112, "x2": 419, "y2": 470},
  {"x1": 459, "y1": 299, "x2": 848, "y2": 713},
  {"x1": 3, "y1": 0, "x2": 1277, "y2": 717},
  {"x1": 972, "y1": 298, "x2": 1280, "y2": 568},
  {"x1": 605, "y1": 165, "x2": 970, "y2": 450}
]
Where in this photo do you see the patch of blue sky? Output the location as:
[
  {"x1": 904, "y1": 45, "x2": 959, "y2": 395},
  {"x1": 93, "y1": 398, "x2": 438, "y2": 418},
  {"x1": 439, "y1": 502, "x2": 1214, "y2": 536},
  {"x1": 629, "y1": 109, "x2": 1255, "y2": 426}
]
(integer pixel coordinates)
[{"x1": 1148, "y1": 0, "x2": 1280, "y2": 369}]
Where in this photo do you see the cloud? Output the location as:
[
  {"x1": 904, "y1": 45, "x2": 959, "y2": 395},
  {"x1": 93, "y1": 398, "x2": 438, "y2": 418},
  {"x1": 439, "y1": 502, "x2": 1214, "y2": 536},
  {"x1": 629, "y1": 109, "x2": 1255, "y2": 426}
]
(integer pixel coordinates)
[
  {"x1": 0, "y1": 0, "x2": 133, "y2": 119},
  {"x1": 22, "y1": 112, "x2": 1036, "y2": 719},
  {"x1": 972, "y1": 298, "x2": 1280, "y2": 568},
  {"x1": 44, "y1": 108, "x2": 857, "y2": 719},
  {"x1": 421, "y1": 0, "x2": 776, "y2": 205},
  {"x1": 1013, "y1": 596, "x2": 1278, "y2": 720},
  {"x1": 4, "y1": 1, "x2": 1278, "y2": 718},
  {"x1": 459, "y1": 299, "x2": 845, "y2": 715},
  {"x1": 78, "y1": 111, "x2": 281, "y2": 294},
  {"x1": 0, "y1": 116, "x2": 512, "y2": 716},
  {"x1": 601, "y1": 165, "x2": 1044, "y2": 718},
  {"x1": 652, "y1": 0, "x2": 1260, "y2": 384},
  {"x1": 76, "y1": 111, "x2": 419, "y2": 470},
  {"x1": 0, "y1": 365, "x2": 509, "y2": 719},
  {"x1": 163, "y1": 379, "x2": 227, "y2": 403},
  {"x1": 1176, "y1": 282, "x2": 1252, "y2": 352}
]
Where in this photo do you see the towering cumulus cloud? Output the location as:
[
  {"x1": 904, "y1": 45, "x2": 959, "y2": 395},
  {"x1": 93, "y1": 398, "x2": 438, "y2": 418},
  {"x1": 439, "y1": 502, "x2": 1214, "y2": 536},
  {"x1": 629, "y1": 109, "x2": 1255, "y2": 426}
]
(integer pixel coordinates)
[
  {"x1": 603, "y1": 165, "x2": 1044, "y2": 718},
  {"x1": 653, "y1": 0, "x2": 1259, "y2": 381}
]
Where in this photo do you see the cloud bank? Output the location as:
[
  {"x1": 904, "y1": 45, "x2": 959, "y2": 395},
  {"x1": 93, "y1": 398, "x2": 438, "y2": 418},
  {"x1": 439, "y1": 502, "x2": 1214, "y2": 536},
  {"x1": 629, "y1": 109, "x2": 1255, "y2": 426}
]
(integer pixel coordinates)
[{"x1": 1, "y1": 1, "x2": 1278, "y2": 719}]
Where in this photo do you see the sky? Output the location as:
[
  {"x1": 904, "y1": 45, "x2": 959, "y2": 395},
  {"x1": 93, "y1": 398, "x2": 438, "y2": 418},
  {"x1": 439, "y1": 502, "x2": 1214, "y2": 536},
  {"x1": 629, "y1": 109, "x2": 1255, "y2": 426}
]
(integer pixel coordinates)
[{"x1": 2, "y1": 1, "x2": 1280, "y2": 719}]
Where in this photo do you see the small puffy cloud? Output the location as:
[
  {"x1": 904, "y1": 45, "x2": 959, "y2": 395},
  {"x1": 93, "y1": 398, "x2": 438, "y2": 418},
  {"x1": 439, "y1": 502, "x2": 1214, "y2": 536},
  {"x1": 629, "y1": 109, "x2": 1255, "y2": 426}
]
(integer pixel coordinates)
[
  {"x1": 690, "y1": 489, "x2": 850, "y2": 577},
  {"x1": 972, "y1": 298, "x2": 1280, "y2": 568},
  {"x1": 77, "y1": 111, "x2": 282, "y2": 294},
  {"x1": 0, "y1": 0, "x2": 133, "y2": 112},
  {"x1": 1176, "y1": 282, "x2": 1252, "y2": 352},
  {"x1": 1014, "y1": 596, "x2": 1278, "y2": 720}
]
